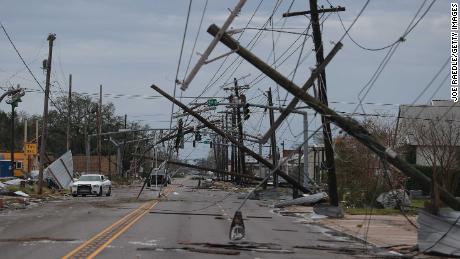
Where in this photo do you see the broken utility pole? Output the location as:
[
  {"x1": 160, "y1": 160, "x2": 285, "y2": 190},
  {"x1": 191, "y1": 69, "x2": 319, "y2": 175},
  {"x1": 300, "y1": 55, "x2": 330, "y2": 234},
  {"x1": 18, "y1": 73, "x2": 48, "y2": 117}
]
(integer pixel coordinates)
[
  {"x1": 38, "y1": 33, "x2": 56, "y2": 195},
  {"x1": 180, "y1": 0, "x2": 247, "y2": 91},
  {"x1": 150, "y1": 84, "x2": 311, "y2": 194},
  {"x1": 282, "y1": 0, "x2": 345, "y2": 206},
  {"x1": 267, "y1": 88, "x2": 278, "y2": 187},
  {"x1": 206, "y1": 23, "x2": 460, "y2": 211}
]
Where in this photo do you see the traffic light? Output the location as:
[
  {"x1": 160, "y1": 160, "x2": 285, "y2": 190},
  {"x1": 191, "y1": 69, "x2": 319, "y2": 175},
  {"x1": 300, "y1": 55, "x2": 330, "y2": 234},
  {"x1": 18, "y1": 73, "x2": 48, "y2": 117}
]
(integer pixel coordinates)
[
  {"x1": 243, "y1": 103, "x2": 250, "y2": 120},
  {"x1": 240, "y1": 94, "x2": 250, "y2": 120},
  {"x1": 175, "y1": 119, "x2": 183, "y2": 150},
  {"x1": 195, "y1": 130, "x2": 202, "y2": 141},
  {"x1": 6, "y1": 88, "x2": 25, "y2": 108}
]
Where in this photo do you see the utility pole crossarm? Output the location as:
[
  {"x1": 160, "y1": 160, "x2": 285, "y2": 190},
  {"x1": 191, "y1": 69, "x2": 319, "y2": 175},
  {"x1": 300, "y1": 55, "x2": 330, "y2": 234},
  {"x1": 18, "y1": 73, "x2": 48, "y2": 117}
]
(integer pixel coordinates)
[
  {"x1": 282, "y1": 6, "x2": 345, "y2": 17},
  {"x1": 180, "y1": 0, "x2": 247, "y2": 91},
  {"x1": 205, "y1": 23, "x2": 460, "y2": 211}
]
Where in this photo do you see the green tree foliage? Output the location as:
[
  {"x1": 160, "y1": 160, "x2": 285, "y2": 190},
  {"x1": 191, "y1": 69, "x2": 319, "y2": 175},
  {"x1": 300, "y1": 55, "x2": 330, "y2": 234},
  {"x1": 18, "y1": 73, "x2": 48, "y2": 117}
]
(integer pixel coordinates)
[{"x1": 0, "y1": 93, "x2": 155, "y2": 174}]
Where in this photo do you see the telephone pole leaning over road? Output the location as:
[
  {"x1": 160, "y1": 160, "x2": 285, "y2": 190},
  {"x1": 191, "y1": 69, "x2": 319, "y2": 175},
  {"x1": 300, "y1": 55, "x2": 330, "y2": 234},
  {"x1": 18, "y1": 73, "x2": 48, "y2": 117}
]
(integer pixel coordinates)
[
  {"x1": 38, "y1": 33, "x2": 56, "y2": 195},
  {"x1": 267, "y1": 88, "x2": 278, "y2": 187}
]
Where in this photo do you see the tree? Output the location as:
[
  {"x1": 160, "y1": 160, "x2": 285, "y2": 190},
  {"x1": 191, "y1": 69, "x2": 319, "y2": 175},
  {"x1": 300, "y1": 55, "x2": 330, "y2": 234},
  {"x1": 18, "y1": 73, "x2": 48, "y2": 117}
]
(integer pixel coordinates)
[
  {"x1": 410, "y1": 116, "x2": 460, "y2": 213},
  {"x1": 334, "y1": 117, "x2": 404, "y2": 207}
]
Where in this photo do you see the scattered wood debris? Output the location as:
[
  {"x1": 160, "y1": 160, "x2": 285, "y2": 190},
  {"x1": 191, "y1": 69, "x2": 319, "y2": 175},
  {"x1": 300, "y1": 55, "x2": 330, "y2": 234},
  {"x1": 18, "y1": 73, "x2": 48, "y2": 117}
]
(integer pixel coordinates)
[
  {"x1": 178, "y1": 241, "x2": 294, "y2": 254},
  {"x1": 149, "y1": 211, "x2": 222, "y2": 217},
  {"x1": 0, "y1": 237, "x2": 76, "y2": 242},
  {"x1": 138, "y1": 246, "x2": 241, "y2": 255}
]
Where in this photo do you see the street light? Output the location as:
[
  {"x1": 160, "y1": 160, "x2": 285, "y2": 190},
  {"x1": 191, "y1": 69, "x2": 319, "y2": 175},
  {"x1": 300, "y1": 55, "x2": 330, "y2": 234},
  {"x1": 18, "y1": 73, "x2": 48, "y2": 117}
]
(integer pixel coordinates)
[{"x1": 4, "y1": 86, "x2": 25, "y2": 176}]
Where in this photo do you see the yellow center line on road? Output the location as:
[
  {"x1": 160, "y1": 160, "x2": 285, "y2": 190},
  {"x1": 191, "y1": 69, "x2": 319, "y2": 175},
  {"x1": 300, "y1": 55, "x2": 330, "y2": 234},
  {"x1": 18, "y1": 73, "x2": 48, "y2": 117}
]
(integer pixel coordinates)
[{"x1": 62, "y1": 185, "x2": 176, "y2": 259}]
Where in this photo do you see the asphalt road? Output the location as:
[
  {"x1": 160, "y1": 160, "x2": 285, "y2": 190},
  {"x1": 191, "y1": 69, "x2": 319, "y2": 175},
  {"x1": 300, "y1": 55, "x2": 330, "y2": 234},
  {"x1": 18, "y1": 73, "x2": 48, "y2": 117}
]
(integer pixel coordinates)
[{"x1": 0, "y1": 176, "x2": 372, "y2": 258}]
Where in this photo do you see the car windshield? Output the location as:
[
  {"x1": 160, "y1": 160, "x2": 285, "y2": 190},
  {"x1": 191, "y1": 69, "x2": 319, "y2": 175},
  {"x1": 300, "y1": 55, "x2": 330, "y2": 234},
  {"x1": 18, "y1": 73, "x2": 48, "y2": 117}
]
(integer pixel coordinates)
[{"x1": 78, "y1": 175, "x2": 101, "y2": 181}]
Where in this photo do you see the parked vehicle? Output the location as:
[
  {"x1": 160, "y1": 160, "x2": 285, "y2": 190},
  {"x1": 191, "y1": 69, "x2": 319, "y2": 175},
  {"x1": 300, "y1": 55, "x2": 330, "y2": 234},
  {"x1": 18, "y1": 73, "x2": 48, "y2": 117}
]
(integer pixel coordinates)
[
  {"x1": 71, "y1": 174, "x2": 111, "y2": 197},
  {"x1": 147, "y1": 168, "x2": 171, "y2": 187}
]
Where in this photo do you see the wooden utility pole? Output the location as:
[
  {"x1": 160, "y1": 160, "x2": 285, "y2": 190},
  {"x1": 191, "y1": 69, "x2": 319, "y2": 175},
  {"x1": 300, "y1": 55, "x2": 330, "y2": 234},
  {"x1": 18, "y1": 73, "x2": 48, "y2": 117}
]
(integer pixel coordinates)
[
  {"x1": 38, "y1": 33, "x2": 56, "y2": 195},
  {"x1": 230, "y1": 96, "x2": 237, "y2": 182},
  {"x1": 267, "y1": 88, "x2": 278, "y2": 187},
  {"x1": 281, "y1": 0, "x2": 346, "y2": 207},
  {"x1": 10, "y1": 102, "x2": 15, "y2": 176},
  {"x1": 98, "y1": 84, "x2": 102, "y2": 173},
  {"x1": 308, "y1": 0, "x2": 338, "y2": 205},
  {"x1": 234, "y1": 78, "x2": 246, "y2": 184},
  {"x1": 66, "y1": 74, "x2": 72, "y2": 151},
  {"x1": 205, "y1": 24, "x2": 460, "y2": 210}
]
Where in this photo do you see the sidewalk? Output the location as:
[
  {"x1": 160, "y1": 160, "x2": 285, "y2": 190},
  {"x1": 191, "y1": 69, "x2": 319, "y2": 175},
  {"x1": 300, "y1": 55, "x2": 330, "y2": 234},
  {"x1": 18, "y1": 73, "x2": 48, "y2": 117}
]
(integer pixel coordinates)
[
  {"x1": 281, "y1": 206, "x2": 417, "y2": 248},
  {"x1": 321, "y1": 214, "x2": 417, "y2": 248}
]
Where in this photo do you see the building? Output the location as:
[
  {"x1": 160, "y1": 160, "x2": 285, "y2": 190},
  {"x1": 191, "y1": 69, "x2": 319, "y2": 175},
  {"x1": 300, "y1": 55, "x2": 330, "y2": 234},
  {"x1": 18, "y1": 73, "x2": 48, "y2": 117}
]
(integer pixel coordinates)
[
  {"x1": 395, "y1": 100, "x2": 460, "y2": 166},
  {"x1": 0, "y1": 152, "x2": 35, "y2": 177}
]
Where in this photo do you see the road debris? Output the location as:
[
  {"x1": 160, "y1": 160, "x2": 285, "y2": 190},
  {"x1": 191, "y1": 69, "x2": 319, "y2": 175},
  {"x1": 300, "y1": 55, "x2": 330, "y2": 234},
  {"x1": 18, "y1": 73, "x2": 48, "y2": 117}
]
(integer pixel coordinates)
[
  {"x1": 294, "y1": 244, "x2": 406, "y2": 257},
  {"x1": 137, "y1": 246, "x2": 241, "y2": 255},
  {"x1": 14, "y1": 191, "x2": 29, "y2": 197},
  {"x1": 178, "y1": 241, "x2": 294, "y2": 254},
  {"x1": 274, "y1": 192, "x2": 328, "y2": 208},
  {"x1": 229, "y1": 210, "x2": 245, "y2": 240},
  {"x1": 3, "y1": 178, "x2": 23, "y2": 186},
  {"x1": 418, "y1": 208, "x2": 460, "y2": 256},
  {"x1": 313, "y1": 203, "x2": 344, "y2": 218},
  {"x1": 376, "y1": 189, "x2": 411, "y2": 209},
  {"x1": 149, "y1": 211, "x2": 222, "y2": 217},
  {"x1": 0, "y1": 237, "x2": 76, "y2": 242}
]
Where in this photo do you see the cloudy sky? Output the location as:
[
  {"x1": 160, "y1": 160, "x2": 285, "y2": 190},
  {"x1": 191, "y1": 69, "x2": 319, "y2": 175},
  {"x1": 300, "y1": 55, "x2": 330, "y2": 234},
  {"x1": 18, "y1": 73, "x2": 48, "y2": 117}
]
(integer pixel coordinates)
[{"x1": 0, "y1": 0, "x2": 450, "y2": 159}]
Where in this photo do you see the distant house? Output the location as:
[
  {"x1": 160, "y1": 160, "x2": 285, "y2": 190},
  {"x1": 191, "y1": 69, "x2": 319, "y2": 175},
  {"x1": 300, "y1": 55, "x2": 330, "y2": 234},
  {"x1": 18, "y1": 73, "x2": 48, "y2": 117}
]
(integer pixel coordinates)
[
  {"x1": 395, "y1": 100, "x2": 460, "y2": 167},
  {"x1": 281, "y1": 144, "x2": 326, "y2": 185}
]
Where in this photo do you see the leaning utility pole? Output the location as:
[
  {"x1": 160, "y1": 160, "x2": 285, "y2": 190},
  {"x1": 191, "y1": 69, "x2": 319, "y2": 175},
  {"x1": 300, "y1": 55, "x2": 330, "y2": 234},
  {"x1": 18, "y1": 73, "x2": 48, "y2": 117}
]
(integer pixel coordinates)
[
  {"x1": 151, "y1": 84, "x2": 311, "y2": 194},
  {"x1": 38, "y1": 33, "x2": 56, "y2": 195},
  {"x1": 205, "y1": 23, "x2": 460, "y2": 210},
  {"x1": 267, "y1": 88, "x2": 278, "y2": 187},
  {"x1": 283, "y1": 1, "x2": 345, "y2": 206},
  {"x1": 66, "y1": 74, "x2": 72, "y2": 151},
  {"x1": 233, "y1": 78, "x2": 246, "y2": 183}
]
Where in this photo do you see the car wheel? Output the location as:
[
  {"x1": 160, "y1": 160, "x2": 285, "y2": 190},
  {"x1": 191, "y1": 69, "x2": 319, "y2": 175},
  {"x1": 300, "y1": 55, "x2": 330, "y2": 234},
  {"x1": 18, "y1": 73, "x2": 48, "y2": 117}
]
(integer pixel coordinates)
[
  {"x1": 106, "y1": 187, "x2": 111, "y2": 196},
  {"x1": 82, "y1": 194, "x2": 86, "y2": 197},
  {"x1": 72, "y1": 193, "x2": 77, "y2": 197},
  {"x1": 98, "y1": 187, "x2": 103, "y2": 197}
]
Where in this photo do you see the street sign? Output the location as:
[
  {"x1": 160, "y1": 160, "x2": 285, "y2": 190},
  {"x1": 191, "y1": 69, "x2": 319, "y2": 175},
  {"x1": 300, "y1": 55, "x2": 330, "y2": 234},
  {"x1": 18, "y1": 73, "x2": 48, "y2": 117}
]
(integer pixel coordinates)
[
  {"x1": 25, "y1": 143, "x2": 37, "y2": 155},
  {"x1": 207, "y1": 99, "x2": 218, "y2": 106}
]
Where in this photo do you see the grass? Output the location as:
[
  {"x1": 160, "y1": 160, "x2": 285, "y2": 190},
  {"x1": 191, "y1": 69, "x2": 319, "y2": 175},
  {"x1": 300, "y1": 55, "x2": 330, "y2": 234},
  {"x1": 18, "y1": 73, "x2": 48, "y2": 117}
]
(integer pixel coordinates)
[{"x1": 344, "y1": 199, "x2": 427, "y2": 216}]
